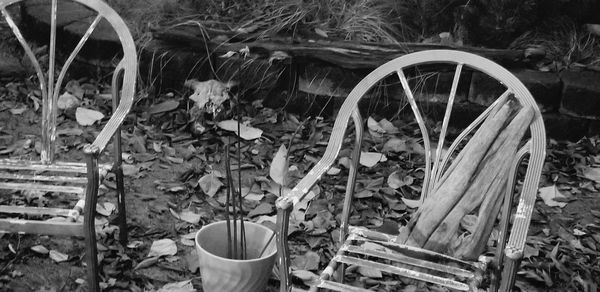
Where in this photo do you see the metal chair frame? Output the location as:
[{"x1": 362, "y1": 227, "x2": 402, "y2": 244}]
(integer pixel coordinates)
[
  {"x1": 0, "y1": 1, "x2": 136, "y2": 291},
  {"x1": 275, "y1": 50, "x2": 546, "y2": 291}
]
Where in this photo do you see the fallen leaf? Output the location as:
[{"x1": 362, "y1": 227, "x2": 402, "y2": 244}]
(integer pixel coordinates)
[
  {"x1": 157, "y1": 280, "x2": 195, "y2": 292},
  {"x1": 248, "y1": 202, "x2": 274, "y2": 218},
  {"x1": 170, "y1": 208, "x2": 201, "y2": 224},
  {"x1": 354, "y1": 189, "x2": 373, "y2": 198},
  {"x1": 523, "y1": 244, "x2": 540, "y2": 258},
  {"x1": 270, "y1": 144, "x2": 288, "y2": 186},
  {"x1": 66, "y1": 80, "x2": 85, "y2": 98},
  {"x1": 367, "y1": 117, "x2": 386, "y2": 138},
  {"x1": 49, "y1": 250, "x2": 69, "y2": 263},
  {"x1": 383, "y1": 138, "x2": 408, "y2": 153},
  {"x1": 57, "y1": 92, "x2": 79, "y2": 109},
  {"x1": 243, "y1": 192, "x2": 264, "y2": 202},
  {"x1": 255, "y1": 215, "x2": 277, "y2": 224},
  {"x1": 30, "y1": 245, "x2": 49, "y2": 255},
  {"x1": 538, "y1": 185, "x2": 567, "y2": 208},
  {"x1": 581, "y1": 166, "x2": 600, "y2": 183},
  {"x1": 401, "y1": 198, "x2": 421, "y2": 209},
  {"x1": 387, "y1": 171, "x2": 404, "y2": 189},
  {"x1": 127, "y1": 241, "x2": 144, "y2": 249},
  {"x1": 292, "y1": 251, "x2": 321, "y2": 271},
  {"x1": 378, "y1": 118, "x2": 399, "y2": 134},
  {"x1": 76, "y1": 107, "x2": 104, "y2": 126},
  {"x1": 338, "y1": 157, "x2": 352, "y2": 169},
  {"x1": 96, "y1": 203, "x2": 112, "y2": 217},
  {"x1": 358, "y1": 265, "x2": 382, "y2": 278},
  {"x1": 218, "y1": 120, "x2": 263, "y2": 140},
  {"x1": 134, "y1": 256, "x2": 159, "y2": 270},
  {"x1": 180, "y1": 237, "x2": 195, "y2": 247},
  {"x1": 359, "y1": 152, "x2": 387, "y2": 167},
  {"x1": 184, "y1": 249, "x2": 200, "y2": 273},
  {"x1": 291, "y1": 270, "x2": 320, "y2": 286},
  {"x1": 122, "y1": 164, "x2": 140, "y2": 176},
  {"x1": 9, "y1": 105, "x2": 27, "y2": 115},
  {"x1": 314, "y1": 28, "x2": 328, "y2": 38},
  {"x1": 327, "y1": 167, "x2": 341, "y2": 175},
  {"x1": 57, "y1": 127, "x2": 83, "y2": 136},
  {"x1": 185, "y1": 79, "x2": 234, "y2": 110},
  {"x1": 198, "y1": 172, "x2": 223, "y2": 197},
  {"x1": 148, "y1": 239, "x2": 177, "y2": 257},
  {"x1": 148, "y1": 100, "x2": 179, "y2": 115}
]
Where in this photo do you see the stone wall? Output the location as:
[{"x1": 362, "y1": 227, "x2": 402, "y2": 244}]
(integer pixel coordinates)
[{"x1": 138, "y1": 42, "x2": 600, "y2": 141}]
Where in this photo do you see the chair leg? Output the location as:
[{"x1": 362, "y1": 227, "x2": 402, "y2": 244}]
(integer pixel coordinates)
[
  {"x1": 84, "y1": 150, "x2": 101, "y2": 292},
  {"x1": 115, "y1": 165, "x2": 127, "y2": 244},
  {"x1": 498, "y1": 254, "x2": 521, "y2": 291},
  {"x1": 276, "y1": 199, "x2": 293, "y2": 292},
  {"x1": 84, "y1": 212, "x2": 100, "y2": 292},
  {"x1": 113, "y1": 128, "x2": 128, "y2": 245}
]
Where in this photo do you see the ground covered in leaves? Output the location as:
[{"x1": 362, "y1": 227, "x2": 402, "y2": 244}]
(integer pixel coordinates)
[{"x1": 1, "y1": 76, "x2": 600, "y2": 292}]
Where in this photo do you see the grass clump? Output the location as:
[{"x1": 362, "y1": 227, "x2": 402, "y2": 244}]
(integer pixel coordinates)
[
  {"x1": 511, "y1": 17, "x2": 600, "y2": 71},
  {"x1": 107, "y1": 0, "x2": 424, "y2": 44}
]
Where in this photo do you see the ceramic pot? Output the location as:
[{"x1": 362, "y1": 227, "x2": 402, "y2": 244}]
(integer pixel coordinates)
[{"x1": 195, "y1": 221, "x2": 277, "y2": 292}]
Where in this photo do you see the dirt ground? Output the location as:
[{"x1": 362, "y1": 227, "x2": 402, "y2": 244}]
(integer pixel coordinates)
[{"x1": 1, "y1": 78, "x2": 600, "y2": 292}]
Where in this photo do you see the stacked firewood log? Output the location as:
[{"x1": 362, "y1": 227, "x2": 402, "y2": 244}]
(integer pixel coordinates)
[{"x1": 398, "y1": 95, "x2": 534, "y2": 260}]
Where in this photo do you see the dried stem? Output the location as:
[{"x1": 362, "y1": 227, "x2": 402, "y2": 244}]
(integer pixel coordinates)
[
  {"x1": 236, "y1": 92, "x2": 247, "y2": 259},
  {"x1": 224, "y1": 141, "x2": 233, "y2": 259}
]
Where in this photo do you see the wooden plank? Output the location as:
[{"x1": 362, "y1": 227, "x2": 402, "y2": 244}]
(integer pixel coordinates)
[
  {"x1": 0, "y1": 218, "x2": 83, "y2": 236},
  {"x1": 0, "y1": 182, "x2": 84, "y2": 194},
  {"x1": 0, "y1": 172, "x2": 87, "y2": 184}
]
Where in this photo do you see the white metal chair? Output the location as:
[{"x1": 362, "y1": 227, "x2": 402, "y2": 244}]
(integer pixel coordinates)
[
  {"x1": 0, "y1": 1, "x2": 136, "y2": 290},
  {"x1": 275, "y1": 50, "x2": 546, "y2": 291}
]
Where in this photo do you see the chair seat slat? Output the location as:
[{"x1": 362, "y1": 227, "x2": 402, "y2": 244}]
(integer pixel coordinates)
[
  {"x1": 0, "y1": 172, "x2": 87, "y2": 184},
  {"x1": 0, "y1": 205, "x2": 74, "y2": 217},
  {"x1": 0, "y1": 159, "x2": 112, "y2": 173},
  {"x1": 0, "y1": 218, "x2": 83, "y2": 236},
  {"x1": 318, "y1": 280, "x2": 372, "y2": 292},
  {"x1": 348, "y1": 226, "x2": 475, "y2": 269},
  {"x1": 342, "y1": 244, "x2": 475, "y2": 278},
  {"x1": 0, "y1": 182, "x2": 84, "y2": 194},
  {"x1": 333, "y1": 255, "x2": 470, "y2": 291}
]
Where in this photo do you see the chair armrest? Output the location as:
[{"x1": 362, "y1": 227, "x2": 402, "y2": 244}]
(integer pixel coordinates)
[
  {"x1": 275, "y1": 107, "x2": 363, "y2": 292},
  {"x1": 275, "y1": 158, "x2": 333, "y2": 292},
  {"x1": 87, "y1": 59, "x2": 136, "y2": 155},
  {"x1": 278, "y1": 106, "x2": 362, "y2": 209},
  {"x1": 499, "y1": 137, "x2": 544, "y2": 291},
  {"x1": 504, "y1": 146, "x2": 544, "y2": 259}
]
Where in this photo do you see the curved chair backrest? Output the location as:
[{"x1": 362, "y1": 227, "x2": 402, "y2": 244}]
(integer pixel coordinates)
[
  {"x1": 284, "y1": 50, "x2": 545, "y2": 250},
  {"x1": 0, "y1": 0, "x2": 137, "y2": 163}
]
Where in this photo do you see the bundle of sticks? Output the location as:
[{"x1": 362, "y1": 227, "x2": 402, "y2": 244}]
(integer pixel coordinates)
[{"x1": 397, "y1": 95, "x2": 534, "y2": 260}]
